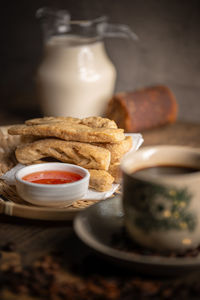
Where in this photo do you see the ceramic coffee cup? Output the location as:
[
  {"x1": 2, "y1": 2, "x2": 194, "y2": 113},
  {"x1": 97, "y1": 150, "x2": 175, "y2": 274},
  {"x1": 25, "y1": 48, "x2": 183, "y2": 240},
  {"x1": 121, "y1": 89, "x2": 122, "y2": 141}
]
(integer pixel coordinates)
[{"x1": 121, "y1": 145, "x2": 200, "y2": 253}]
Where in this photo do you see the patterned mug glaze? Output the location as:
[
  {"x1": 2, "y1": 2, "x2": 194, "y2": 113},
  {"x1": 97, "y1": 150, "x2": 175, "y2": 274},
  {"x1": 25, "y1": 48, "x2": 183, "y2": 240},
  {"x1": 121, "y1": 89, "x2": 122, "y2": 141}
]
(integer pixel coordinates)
[{"x1": 121, "y1": 145, "x2": 200, "y2": 253}]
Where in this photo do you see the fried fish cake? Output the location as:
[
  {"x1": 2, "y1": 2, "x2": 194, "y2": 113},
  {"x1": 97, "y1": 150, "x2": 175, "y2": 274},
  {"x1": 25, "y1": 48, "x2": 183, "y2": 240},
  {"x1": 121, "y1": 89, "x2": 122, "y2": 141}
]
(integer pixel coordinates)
[
  {"x1": 15, "y1": 138, "x2": 111, "y2": 170},
  {"x1": 95, "y1": 135, "x2": 132, "y2": 164},
  {"x1": 108, "y1": 163, "x2": 121, "y2": 183},
  {"x1": 81, "y1": 116, "x2": 117, "y2": 128},
  {"x1": 8, "y1": 123, "x2": 125, "y2": 143},
  {"x1": 25, "y1": 116, "x2": 80, "y2": 126},
  {"x1": 25, "y1": 116, "x2": 118, "y2": 129},
  {"x1": 88, "y1": 169, "x2": 114, "y2": 192}
]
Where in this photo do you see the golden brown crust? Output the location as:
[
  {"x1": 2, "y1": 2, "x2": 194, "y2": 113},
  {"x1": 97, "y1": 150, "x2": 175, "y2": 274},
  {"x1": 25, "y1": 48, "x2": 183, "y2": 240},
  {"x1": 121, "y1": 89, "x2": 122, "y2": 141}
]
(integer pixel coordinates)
[
  {"x1": 88, "y1": 169, "x2": 114, "y2": 192},
  {"x1": 25, "y1": 116, "x2": 80, "y2": 126},
  {"x1": 108, "y1": 163, "x2": 121, "y2": 183},
  {"x1": 95, "y1": 136, "x2": 132, "y2": 164},
  {"x1": 8, "y1": 123, "x2": 125, "y2": 143},
  {"x1": 25, "y1": 116, "x2": 117, "y2": 129},
  {"x1": 15, "y1": 138, "x2": 111, "y2": 170},
  {"x1": 81, "y1": 116, "x2": 117, "y2": 128}
]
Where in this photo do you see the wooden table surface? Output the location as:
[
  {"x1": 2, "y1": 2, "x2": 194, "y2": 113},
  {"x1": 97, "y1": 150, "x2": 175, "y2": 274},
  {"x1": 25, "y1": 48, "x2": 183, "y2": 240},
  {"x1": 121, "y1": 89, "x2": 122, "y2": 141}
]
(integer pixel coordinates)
[
  {"x1": 142, "y1": 122, "x2": 200, "y2": 148},
  {"x1": 0, "y1": 121, "x2": 200, "y2": 300}
]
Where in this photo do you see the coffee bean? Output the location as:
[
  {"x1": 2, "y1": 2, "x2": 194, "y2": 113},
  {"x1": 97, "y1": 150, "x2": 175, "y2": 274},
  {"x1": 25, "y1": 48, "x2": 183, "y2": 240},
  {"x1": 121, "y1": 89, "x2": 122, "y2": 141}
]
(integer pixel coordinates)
[{"x1": 1, "y1": 242, "x2": 16, "y2": 252}]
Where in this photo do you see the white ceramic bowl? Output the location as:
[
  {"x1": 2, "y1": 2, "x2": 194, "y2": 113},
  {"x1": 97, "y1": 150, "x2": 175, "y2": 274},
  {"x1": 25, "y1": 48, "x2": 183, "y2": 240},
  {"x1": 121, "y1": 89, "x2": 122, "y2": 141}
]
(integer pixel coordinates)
[{"x1": 15, "y1": 163, "x2": 90, "y2": 207}]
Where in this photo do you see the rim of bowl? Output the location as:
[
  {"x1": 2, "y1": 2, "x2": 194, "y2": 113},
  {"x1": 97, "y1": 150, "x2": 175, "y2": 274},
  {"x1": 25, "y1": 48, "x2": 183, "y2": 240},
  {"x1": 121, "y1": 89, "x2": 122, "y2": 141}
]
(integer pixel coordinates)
[{"x1": 15, "y1": 163, "x2": 90, "y2": 188}]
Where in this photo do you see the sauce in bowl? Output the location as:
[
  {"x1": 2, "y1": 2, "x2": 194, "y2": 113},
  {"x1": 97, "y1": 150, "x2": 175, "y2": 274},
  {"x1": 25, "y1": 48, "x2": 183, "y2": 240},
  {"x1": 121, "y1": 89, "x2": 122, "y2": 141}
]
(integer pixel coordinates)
[{"x1": 22, "y1": 170, "x2": 83, "y2": 185}]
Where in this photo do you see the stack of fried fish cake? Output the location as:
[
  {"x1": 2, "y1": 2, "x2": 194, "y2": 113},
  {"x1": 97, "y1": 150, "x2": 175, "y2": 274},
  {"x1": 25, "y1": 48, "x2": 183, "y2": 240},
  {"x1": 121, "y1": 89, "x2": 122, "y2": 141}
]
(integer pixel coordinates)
[{"x1": 8, "y1": 117, "x2": 132, "y2": 191}]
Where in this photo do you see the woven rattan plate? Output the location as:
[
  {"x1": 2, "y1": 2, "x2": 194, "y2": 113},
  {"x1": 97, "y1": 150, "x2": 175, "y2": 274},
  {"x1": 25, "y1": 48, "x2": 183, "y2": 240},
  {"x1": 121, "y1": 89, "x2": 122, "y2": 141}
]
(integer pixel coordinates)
[{"x1": 0, "y1": 126, "x2": 118, "y2": 221}]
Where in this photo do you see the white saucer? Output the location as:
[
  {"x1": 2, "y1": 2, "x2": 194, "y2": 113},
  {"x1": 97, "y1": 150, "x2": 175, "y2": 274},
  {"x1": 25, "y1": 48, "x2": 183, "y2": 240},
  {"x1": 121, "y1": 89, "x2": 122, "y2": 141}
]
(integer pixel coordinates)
[{"x1": 74, "y1": 196, "x2": 200, "y2": 276}]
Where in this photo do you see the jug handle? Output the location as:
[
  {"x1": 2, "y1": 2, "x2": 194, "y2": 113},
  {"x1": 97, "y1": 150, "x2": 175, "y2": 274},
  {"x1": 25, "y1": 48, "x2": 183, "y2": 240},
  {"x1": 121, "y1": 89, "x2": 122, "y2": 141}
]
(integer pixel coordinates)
[{"x1": 98, "y1": 22, "x2": 138, "y2": 40}]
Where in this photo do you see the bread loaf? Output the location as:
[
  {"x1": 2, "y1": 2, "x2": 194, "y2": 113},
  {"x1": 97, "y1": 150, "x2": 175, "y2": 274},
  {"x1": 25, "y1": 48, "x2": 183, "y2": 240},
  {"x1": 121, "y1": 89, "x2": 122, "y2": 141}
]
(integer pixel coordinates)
[{"x1": 106, "y1": 86, "x2": 178, "y2": 132}]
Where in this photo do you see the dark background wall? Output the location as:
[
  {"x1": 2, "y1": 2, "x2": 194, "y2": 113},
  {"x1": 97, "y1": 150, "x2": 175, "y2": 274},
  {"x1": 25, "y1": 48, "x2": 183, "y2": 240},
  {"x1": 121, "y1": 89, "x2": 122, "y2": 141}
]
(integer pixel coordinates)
[{"x1": 0, "y1": 0, "x2": 200, "y2": 123}]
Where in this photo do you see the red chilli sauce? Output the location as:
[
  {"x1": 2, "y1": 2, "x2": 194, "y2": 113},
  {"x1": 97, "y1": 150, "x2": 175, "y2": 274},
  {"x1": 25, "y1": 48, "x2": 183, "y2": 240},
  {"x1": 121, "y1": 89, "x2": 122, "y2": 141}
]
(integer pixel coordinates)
[{"x1": 22, "y1": 170, "x2": 83, "y2": 185}]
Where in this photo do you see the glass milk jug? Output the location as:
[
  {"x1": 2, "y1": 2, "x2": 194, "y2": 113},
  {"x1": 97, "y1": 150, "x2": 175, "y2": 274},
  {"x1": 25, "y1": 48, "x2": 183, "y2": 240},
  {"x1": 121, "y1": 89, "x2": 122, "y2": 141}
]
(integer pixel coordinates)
[{"x1": 36, "y1": 8, "x2": 137, "y2": 118}]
